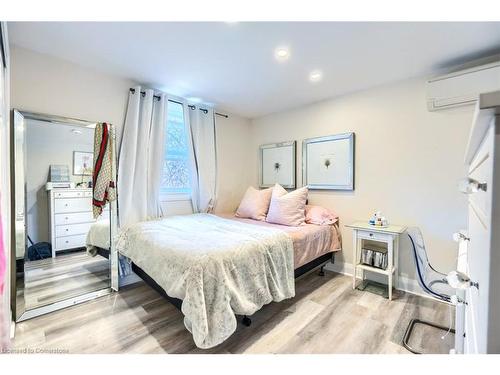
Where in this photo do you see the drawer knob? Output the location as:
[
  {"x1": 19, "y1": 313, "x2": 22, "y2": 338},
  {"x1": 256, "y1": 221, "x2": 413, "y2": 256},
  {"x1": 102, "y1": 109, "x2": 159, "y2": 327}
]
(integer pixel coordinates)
[
  {"x1": 459, "y1": 178, "x2": 487, "y2": 194},
  {"x1": 65, "y1": 229, "x2": 69, "y2": 232},
  {"x1": 369, "y1": 233, "x2": 373, "y2": 237},
  {"x1": 65, "y1": 240, "x2": 69, "y2": 243},
  {"x1": 453, "y1": 232, "x2": 470, "y2": 242}
]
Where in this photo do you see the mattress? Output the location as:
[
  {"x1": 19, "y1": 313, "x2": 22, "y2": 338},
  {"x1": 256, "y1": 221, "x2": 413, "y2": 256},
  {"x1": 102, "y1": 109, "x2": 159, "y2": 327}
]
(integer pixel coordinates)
[
  {"x1": 86, "y1": 221, "x2": 111, "y2": 250},
  {"x1": 217, "y1": 214, "x2": 342, "y2": 269}
]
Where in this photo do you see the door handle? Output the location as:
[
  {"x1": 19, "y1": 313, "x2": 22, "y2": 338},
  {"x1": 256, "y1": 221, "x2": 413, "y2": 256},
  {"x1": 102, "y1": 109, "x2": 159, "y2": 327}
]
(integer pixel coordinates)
[{"x1": 458, "y1": 178, "x2": 487, "y2": 194}]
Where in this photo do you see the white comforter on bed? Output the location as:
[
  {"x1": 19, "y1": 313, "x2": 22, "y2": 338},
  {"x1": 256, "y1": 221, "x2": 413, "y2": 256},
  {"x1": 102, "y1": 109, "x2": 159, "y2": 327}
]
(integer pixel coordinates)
[{"x1": 116, "y1": 213, "x2": 295, "y2": 349}]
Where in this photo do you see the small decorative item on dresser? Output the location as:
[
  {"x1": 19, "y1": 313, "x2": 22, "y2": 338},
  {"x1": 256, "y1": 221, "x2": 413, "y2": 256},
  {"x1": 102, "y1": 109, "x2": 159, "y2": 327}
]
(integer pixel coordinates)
[
  {"x1": 369, "y1": 211, "x2": 388, "y2": 227},
  {"x1": 49, "y1": 164, "x2": 70, "y2": 183}
]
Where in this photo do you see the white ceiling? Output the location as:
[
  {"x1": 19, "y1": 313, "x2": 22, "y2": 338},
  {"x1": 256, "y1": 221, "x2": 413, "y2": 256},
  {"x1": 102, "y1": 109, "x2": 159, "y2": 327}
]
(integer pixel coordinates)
[{"x1": 8, "y1": 22, "x2": 500, "y2": 118}]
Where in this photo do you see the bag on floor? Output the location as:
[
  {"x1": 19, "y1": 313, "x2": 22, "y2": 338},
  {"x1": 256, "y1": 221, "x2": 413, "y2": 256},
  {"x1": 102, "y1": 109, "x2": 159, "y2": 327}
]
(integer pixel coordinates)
[{"x1": 26, "y1": 236, "x2": 52, "y2": 261}]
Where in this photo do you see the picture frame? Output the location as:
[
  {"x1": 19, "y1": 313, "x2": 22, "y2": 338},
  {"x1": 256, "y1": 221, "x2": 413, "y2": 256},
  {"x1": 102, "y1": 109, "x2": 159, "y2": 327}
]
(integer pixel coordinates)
[
  {"x1": 259, "y1": 141, "x2": 296, "y2": 188},
  {"x1": 49, "y1": 165, "x2": 70, "y2": 182},
  {"x1": 302, "y1": 132, "x2": 355, "y2": 190},
  {"x1": 73, "y1": 151, "x2": 94, "y2": 176}
]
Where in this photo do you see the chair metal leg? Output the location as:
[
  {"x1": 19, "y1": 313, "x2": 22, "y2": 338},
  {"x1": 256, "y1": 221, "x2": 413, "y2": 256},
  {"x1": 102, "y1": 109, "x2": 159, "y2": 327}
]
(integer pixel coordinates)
[{"x1": 402, "y1": 318, "x2": 455, "y2": 354}]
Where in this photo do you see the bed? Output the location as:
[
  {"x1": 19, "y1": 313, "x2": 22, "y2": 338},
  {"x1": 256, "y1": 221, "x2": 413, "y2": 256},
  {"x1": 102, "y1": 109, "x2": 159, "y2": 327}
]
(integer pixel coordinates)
[
  {"x1": 86, "y1": 220, "x2": 111, "y2": 258},
  {"x1": 219, "y1": 213, "x2": 341, "y2": 270},
  {"x1": 116, "y1": 213, "x2": 342, "y2": 349}
]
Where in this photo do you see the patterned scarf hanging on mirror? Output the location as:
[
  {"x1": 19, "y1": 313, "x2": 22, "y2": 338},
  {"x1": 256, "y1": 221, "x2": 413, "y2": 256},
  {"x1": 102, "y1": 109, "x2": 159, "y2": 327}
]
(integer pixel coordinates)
[{"x1": 92, "y1": 122, "x2": 116, "y2": 219}]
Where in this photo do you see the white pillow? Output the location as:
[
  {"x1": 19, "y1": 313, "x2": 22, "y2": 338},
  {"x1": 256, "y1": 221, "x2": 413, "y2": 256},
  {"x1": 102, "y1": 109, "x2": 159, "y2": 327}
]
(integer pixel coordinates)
[{"x1": 266, "y1": 184, "x2": 308, "y2": 226}]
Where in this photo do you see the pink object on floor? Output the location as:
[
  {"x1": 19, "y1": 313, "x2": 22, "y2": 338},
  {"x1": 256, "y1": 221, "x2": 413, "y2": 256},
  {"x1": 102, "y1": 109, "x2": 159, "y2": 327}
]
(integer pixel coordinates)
[
  {"x1": 0, "y1": 196, "x2": 5, "y2": 295},
  {"x1": 305, "y1": 205, "x2": 339, "y2": 225},
  {"x1": 0, "y1": 194, "x2": 9, "y2": 351}
]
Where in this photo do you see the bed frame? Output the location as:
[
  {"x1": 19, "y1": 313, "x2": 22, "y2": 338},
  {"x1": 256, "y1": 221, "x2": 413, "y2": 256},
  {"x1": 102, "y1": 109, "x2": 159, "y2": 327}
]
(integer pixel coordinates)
[{"x1": 131, "y1": 251, "x2": 335, "y2": 327}]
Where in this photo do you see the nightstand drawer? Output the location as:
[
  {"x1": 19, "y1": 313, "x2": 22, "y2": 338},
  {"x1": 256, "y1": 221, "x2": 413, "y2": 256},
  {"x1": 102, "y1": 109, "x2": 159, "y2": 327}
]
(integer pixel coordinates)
[{"x1": 357, "y1": 230, "x2": 392, "y2": 242}]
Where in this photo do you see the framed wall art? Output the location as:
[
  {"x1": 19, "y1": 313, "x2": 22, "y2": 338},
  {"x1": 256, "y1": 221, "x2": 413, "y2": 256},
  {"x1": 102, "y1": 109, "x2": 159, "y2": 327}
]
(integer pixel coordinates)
[
  {"x1": 259, "y1": 141, "x2": 296, "y2": 188},
  {"x1": 302, "y1": 132, "x2": 355, "y2": 190},
  {"x1": 73, "y1": 151, "x2": 94, "y2": 176}
]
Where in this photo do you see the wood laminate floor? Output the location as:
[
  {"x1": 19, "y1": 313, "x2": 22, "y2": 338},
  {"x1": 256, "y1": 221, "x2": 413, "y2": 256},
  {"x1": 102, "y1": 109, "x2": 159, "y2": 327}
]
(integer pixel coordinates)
[
  {"x1": 22, "y1": 251, "x2": 110, "y2": 310},
  {"x1": 13, "y1": 270, "x2": 454, "y2": 354}
]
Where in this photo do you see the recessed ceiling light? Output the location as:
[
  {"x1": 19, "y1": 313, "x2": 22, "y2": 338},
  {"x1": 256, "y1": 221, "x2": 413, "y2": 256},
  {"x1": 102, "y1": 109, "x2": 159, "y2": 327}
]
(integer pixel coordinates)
[
  {"x1": 274, "y1": 47, "x2": 290, "y2": 62},
  {"x1": 309, "y1": 70, "x2": 323, "y2": 83}
]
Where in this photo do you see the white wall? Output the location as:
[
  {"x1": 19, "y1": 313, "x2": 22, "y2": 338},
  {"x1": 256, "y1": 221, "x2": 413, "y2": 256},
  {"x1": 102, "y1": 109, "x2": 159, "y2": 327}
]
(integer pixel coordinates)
[
  {"x1": 250, "y1": 78, "x2": 473, "y2": 284},
  {"x1": 214, "y1": 113, "x2": 254, "y2": 213},
  {"x1": 10, "y1": 46, "x2": 135, "y2": 143},
  {"x1": 11, "y1": 46, "x2": 252, "y2": 219},
  {"x1": 25, "y1": 120, "x2": 94, "y2": 244}
]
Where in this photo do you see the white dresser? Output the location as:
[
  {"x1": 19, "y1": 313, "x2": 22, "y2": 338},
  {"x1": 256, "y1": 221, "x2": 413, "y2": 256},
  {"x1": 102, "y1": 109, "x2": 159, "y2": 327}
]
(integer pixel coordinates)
[
  {"x1": 47, "y1": 187, "x2": 109, "y2": 257},
  {"x1": 456, "y1": 91, "x2": 500, "y2": 354}
]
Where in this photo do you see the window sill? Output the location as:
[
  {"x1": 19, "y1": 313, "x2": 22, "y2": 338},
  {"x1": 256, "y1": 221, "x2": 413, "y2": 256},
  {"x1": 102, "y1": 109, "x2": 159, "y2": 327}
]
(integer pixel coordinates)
[{"x1": 160, "y1": 193, "x2": 192, "y2": 202}]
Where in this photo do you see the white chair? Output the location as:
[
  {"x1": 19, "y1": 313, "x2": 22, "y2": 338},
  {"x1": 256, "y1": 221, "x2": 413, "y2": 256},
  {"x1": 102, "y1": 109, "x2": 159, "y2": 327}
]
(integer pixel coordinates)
[{"x1": 403, "y1": 227, "x2": 456, "y2": 354}]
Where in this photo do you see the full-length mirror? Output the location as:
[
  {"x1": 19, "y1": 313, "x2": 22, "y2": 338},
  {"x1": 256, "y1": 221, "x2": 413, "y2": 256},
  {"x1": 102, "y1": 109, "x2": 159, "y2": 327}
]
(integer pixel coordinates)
[{"x1": 11, "y1": 110, "x2": 115, "y2": 321}]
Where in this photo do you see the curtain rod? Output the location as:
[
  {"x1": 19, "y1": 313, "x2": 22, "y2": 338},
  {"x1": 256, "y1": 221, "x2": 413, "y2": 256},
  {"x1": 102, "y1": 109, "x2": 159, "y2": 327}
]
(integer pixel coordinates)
[{"x1": 129, "y1": 88, "x2": 228, "y2": 118}]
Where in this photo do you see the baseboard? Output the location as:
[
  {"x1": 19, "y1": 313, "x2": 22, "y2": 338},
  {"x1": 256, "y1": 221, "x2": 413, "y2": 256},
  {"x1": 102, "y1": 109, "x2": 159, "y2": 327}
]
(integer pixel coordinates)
[{"x1": 325, "y1": 261, "x2": 430, "y2": 299}]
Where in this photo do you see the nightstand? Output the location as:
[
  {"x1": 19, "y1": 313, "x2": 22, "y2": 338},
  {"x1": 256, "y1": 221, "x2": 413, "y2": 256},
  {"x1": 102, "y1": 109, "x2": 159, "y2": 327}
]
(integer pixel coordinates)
[{"x1": 346, "y1": 221, "x2": 407, "y2": 300}]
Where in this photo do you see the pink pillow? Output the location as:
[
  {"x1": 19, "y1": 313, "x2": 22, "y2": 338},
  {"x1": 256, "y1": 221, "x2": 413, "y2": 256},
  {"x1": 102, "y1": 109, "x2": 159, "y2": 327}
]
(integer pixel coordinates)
[
  {"x1": 266, "y1": 184, "x2": 308, "y2": 226},
  {"x1": 235, "y1": 186, "x2": 273, "y2": 221},
  {"x1": 305, "y1": 205, "x2": 339, "y2": 225}
]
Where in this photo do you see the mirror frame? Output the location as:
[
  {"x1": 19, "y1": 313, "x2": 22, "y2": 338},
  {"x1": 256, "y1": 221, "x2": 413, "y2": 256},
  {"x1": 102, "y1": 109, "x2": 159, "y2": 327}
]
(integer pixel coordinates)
[{"x1": 10, "y1": 109, "x2": 118, "y2": 322}]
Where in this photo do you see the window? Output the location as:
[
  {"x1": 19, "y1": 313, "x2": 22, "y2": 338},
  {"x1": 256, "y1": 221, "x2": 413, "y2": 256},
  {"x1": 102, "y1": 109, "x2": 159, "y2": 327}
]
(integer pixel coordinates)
[{"x1": 160, "y1": 101, "x2": 191, "y2": 197}]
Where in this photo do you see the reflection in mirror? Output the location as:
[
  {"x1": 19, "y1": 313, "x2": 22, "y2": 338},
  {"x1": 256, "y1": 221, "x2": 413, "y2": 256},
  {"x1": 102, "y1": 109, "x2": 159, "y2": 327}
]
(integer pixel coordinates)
[{"x1": 12, "y1": 111, "x2": 113, "y2": 321}]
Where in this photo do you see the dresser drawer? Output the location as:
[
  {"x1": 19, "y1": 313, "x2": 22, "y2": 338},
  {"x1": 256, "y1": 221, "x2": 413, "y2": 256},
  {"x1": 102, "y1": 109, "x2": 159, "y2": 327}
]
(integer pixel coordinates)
[
  {"x1": 55, "y1": 222, "x2": 93, "y2": 237},
  {"x1": 54, "y1": 197, "x2": 92, "y2": 213},
  {"x1": 53, "y1": 190, "x2": 92, "y2": 199},
  {"x1": 55, "y1": 212, "x2": 93, "y2": 225},
  {"x1": 55, "y1": 234, "x2": 87, "y2": 251},
  {"x1": 54, "y1": 210, "x2": 109, "y2": 225}
]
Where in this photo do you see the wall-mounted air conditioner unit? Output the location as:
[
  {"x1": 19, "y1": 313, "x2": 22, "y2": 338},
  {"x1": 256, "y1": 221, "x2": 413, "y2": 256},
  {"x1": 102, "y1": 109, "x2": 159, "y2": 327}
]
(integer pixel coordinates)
[{"x1": 426, "y1": 61, "x2": 500, "y2": 111}]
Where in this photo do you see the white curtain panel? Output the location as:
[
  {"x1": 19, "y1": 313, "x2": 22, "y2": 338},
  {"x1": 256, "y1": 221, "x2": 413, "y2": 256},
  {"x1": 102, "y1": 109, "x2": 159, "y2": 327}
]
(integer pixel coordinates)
[
  {"x1": 186, "y1": 105, "x2": 217, "y2": 213},
  {"x1": 118, "y1": 87, "x2": 167, "y2": 227}
]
